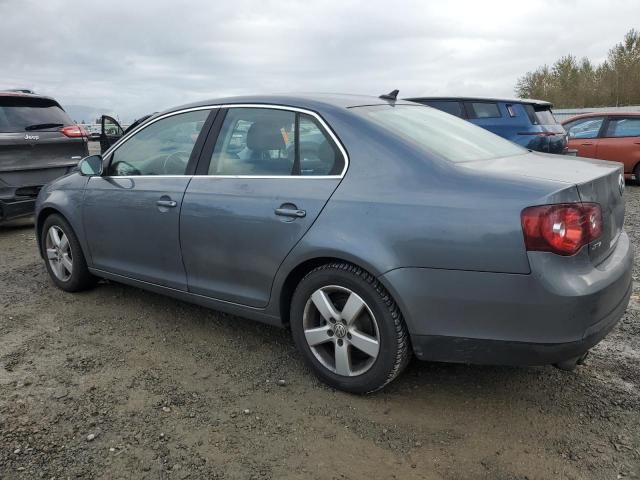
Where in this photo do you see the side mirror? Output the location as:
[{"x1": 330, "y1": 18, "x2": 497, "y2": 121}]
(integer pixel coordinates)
[{"x1": 78, "y1": 155, "x2": 103, "y2": 176}]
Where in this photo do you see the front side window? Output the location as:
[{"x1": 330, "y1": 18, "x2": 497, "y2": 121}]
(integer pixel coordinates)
[
  {"x1": 108, "y1": 110, "x2": 209, "y2": 176},
  {"x1": 565, "y1": 117, "x2": 604, "y2": 139},
  {"x1": 467, "y1": 102, "x2": 501, "y2": 119},
  {"x1": 209, "y1": 108, "x2": 344, "y2": 176},
  {"x1": 355, "y1": 104, "x2": 525, "y2": 163},
  {"x1": 605, "y1": 117, "x2": 640, "y2": 138}
]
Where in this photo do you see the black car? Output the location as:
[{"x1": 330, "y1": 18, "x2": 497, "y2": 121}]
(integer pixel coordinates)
[
  {"x1": 0, "y1": 91, "x2": 88, "y2": 222},
  {"x1": 406, "y1": 96, "x2": 568, "y2": 154}
]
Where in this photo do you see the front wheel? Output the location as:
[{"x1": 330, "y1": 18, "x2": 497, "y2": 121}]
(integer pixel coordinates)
[
  {"x1": 41, "y1": 214, "x2": 95, "y2": 292},
  {"x1": 290, "y1": 263, "x2": 411, "y2": 394},
  {"x1": 634, "y1": 164, "x2": 640, "y2": 186}
]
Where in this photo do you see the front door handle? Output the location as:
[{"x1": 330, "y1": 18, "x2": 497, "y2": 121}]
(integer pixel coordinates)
[
  {"x1": 156, "y1": 199, "x2": 177, "y2": 208},
  {"x1": 275, "y1": 208, "x2": 306, "y2": 218},
  {"x1": 581, "y1": 142, "x2": 594, "y2": 146}
]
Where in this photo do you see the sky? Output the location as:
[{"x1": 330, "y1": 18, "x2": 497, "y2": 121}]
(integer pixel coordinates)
[{"x1": 0, "y1": 0, "x2": 638, "y2": 122}]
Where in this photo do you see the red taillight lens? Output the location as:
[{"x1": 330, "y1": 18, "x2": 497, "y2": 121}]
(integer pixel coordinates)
[
  {"x1": 521, "y1": 203, "x2": 602, "y2": 256},
  {"x1": 60, "y1": 125, "x2": 88, "y2": 138}
]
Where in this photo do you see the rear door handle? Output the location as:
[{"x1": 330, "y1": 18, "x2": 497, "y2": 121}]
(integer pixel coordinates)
[
  {"x1": 581, "y1": 143, "x2": 594, "y2": 146},
  {"x1": 156, "y1": 199, "x2": 177, "y2": 208},
  {"x1": 275, "y1": 208, "x2": 306, "y2": 218}
]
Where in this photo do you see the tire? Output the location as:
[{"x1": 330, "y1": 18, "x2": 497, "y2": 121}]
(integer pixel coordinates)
[
  {"x1": 290, "y1": 262, "x2": 411, "y2": 394},
  {"x1": 41, "y1": 214, "x2": 95, "y2": 292},
  {"x1": 634, "y1": 164, "x2": 640, "y2": 186}
]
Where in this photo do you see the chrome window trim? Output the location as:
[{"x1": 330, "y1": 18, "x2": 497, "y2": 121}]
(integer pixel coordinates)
[{"x1": 102, "y1": 103, "x2": 349, "y2": 180}]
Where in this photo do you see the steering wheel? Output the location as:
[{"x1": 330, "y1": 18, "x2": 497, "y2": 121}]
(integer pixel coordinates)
[
  {"x1": 113, "y1": 161, "x2": 141, "y2": 176},
  {"x1": 162, "y1": 151, "x2": 190, "y2": 175}
]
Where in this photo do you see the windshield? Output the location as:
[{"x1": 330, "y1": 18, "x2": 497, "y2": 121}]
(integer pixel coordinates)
[
  {"x1": 0, "y1": 97, "x2": 73, "y2": 133},
  {"x1": 355, "y1": 104, "x2": 525, "y2": 162}
]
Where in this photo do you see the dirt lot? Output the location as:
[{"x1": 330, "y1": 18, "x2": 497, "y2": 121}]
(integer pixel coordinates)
[{"x1": 1, "y1": 189, "x2": 639, "y2": 480}]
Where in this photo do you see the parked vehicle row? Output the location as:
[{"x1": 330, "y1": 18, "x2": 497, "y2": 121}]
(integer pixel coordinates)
[
  {"x1": 35, "y1": 93, "x2": 632, "y2": 393},
  {"x1": 0, "y1": 91, "x2": 88, "y2": 222}
]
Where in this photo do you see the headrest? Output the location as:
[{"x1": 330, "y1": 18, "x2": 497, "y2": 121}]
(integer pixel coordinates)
[{"x1": 246, "y1": 121, "x2": 285, "y2": 151}]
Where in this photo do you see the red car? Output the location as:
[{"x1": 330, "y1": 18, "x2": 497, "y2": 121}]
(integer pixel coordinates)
[{"x1": 563, "y1": 112, "x2": 640, "y2": 183}]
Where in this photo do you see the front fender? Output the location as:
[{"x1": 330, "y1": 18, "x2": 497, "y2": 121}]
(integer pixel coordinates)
[{"x1": 36, "y1": 173, "x2": 91, "y2": 265}]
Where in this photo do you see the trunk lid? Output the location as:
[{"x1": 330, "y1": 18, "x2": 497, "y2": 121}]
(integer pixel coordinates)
[{"x1": 461, "y1": 152, "x2": 625, "y2": 264}]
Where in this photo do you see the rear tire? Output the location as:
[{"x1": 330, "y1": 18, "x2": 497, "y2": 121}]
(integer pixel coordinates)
[
  {"x1": 41, "y1": 214, "x2": 95, "y2": 292},
  {"x1": 290, "y1": 262, "x2": 411, "y2": 394},
  {"x1": 634, "y1": 164, "x2": 640, "y2": 186}
]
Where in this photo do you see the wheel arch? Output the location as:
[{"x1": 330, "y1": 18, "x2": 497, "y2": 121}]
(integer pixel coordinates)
[
  {"x1": 36, "y1": 207, "x2": 64, "y2": 258},
  {"x1": 277, "y1": 254, "x2": 400, "y2": 329}
]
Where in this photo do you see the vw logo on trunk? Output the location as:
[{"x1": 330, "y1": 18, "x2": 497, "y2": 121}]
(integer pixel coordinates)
[{"x1": 619, "y1": 174, "x2": 625, "y2": 195}]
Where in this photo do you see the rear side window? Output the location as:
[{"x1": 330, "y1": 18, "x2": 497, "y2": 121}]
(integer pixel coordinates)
[
  {"x1": 425, "y1": 101, "x2": 464, "y2": 118},
  {"x1": 524, "y1": 105, "x2": 557, "y2": 126},
  {"x1": 605, "y1": 117, "x2": 640, "y2": 138},
  {"x1": 466, "y1": 102, "x2": 501, "y2": 119},
  {"x1": 0, "y1": 96, "x2": 73, "y2": 133},
  {"x1": 209, "y1": 108, "x2": 344, "y2": 177}
]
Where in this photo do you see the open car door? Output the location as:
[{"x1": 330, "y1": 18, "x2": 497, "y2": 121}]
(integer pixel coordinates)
[{"x1": 100, "y1": 115, "x2": 124, "y2": 153}]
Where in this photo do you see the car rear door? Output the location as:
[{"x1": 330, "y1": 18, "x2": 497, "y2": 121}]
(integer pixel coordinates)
[
  {"x1": 83, "y1": 108, "x2": 214, "y2": 289},
  {"x1": 564, "y1": 116, "x2": 605, "y2": 158},
  {"x1": 0, "y1": 95, "x2": 87, "y2": 193},
  {"x1": 180, "y1": 106, "x2": 347, "y2": 307},
  {"x1": 595, "y1": 116, "x2": 640, "y2": 174}
]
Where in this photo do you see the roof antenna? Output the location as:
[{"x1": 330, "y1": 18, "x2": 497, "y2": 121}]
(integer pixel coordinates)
[{"x1": 379, "y1": 89, "x2": 399, "y2": 101}]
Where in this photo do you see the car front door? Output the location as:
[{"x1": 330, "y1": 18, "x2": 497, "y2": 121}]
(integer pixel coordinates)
[
  {"x1": 84, "y1": 108, "x2": 214, "y2": 289},
  {"x1": 595, "y1": 116, "x2": 640, "y2": 174},
  {"x1": 564, "y1": 116, "x2": 605, "y2": 158},
  {"x1": 180, "y1": 106, "x2": 347, "y2": 307},
  {"x1": 100, "y1": 115, "x2": 124, "y2": 153}
]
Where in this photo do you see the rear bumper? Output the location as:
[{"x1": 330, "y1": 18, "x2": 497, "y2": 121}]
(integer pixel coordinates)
[
  {"x1": 380, "y1": 231, "x2": 633, "y2": 366},
  {"x1": 409, "y1": 279, "x2": 631, "y2": 365},
  {"x1": 0, "y1": 197, "x2": 36, "y2": 221}
]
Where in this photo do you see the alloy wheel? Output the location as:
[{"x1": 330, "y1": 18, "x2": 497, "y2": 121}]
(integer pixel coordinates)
[
  {"x1": 45, "y1": 225, "x2": 73, "y2": 282},
  {"x1": 302, "y1": 285, "x2": 380, "y2": 376}
]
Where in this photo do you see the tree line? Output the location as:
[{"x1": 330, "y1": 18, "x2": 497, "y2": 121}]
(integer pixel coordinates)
[{"x1": 515, "y1": 29, "x2": 640, "y2": 108}]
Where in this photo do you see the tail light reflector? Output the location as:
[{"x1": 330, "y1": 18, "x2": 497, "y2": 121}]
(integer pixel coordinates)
[
  {"x1": 60, "y1": 125, "x2": 88, "y2": 138},
  {"x1": 521, "y1": 203, "x2": 602, "y2": 256}
]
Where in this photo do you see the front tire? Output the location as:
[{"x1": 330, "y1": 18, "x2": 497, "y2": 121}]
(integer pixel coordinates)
[
  {"x1": 634, "y1": 164, "x2": 640, "y2": 186},
  {"x1": 290, "y1": 263, "x2": 411, "y2": 394},
  {"x1": 41, "y1": 214, "x2": 95, "y2": 292}
]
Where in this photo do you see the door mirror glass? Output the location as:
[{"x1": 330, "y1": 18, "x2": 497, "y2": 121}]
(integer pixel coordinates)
[{"x1": 78, "y1": 155, "x2": 103, "y2": 176}]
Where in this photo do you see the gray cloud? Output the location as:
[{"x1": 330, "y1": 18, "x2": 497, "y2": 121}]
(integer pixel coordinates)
[{"x1": 1, "y1": 0, "x2": 637, "y2": 121}]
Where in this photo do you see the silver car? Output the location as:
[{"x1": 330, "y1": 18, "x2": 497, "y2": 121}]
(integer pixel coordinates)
[{"x1": 35, "y1": 94, "x2": 633, "y2": 393}]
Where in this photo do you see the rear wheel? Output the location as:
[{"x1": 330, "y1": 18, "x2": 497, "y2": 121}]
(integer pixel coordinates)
[
  {"x1": 41, "y1": 214, "x2": 95, "y2": 292},
  {"x1": 290, "y1": 263, "x2": 411, "y2": 394},
  {"x1": 634, "y1": 164, "x2": 640, "y2": 186}
]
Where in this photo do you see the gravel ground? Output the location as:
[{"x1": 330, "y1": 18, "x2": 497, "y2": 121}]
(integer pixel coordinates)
[{"x1": 1, "y1": 187, "x2": 639, "y2": 479}]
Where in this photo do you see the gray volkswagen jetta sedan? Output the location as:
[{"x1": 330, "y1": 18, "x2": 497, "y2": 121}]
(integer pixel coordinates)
[{"x1": 35, "y1": 94, "x2": 633, "y2": 393}]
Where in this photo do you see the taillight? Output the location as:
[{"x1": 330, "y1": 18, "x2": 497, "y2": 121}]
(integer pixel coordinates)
[
  {"x1": 60, "y1": 125, "x2": 88, "y2": 138},
  {"x1": 521, "y1": 203, "x2": 602, "y2": 256}
]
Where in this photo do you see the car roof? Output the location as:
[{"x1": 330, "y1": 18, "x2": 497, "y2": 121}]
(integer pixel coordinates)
[
  {"x1": 0, "y1": 90, "x2": 61, "y2": 104},
  {"x1": 561, "y1": 112, "x2": 640, "y2": 124},
  {"x1": 163, "y1": 93, "x2": 418, "y2": 115},
  {"x1": 405, "y1": 96, "x2": 552, "y2": 107}
]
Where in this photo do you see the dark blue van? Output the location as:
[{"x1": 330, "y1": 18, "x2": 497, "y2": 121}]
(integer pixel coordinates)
[{"x1": 406, "y1": 96, "x2": 568, "y2": 154}]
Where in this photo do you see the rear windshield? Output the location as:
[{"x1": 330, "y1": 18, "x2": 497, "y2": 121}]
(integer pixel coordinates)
[
  {"x1": 354, "y1": 105, "x2": 525, "y2": 163},
  {"x1": 0, "y1": 96, "x2": 73, "y2": 133},
  {"x1": 524, "y1": 104, "x2": 557, "y2": 126}
]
